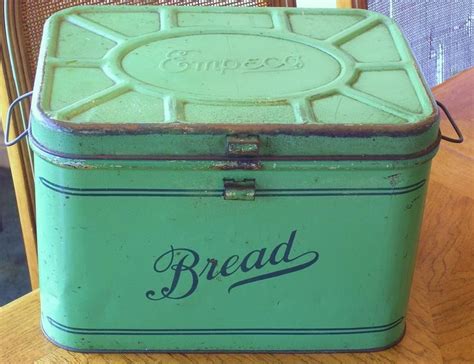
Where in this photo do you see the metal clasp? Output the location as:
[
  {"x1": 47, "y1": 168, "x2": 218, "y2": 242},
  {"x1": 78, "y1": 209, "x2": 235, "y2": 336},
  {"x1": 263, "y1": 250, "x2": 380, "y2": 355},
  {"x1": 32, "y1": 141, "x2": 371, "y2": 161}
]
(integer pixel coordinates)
[
  {"x1": 226, "y1": 135, "x2": 259, "y2": 157},
  {"x1": 223, "y1": 179, "x2": 256, "y2": 201}
]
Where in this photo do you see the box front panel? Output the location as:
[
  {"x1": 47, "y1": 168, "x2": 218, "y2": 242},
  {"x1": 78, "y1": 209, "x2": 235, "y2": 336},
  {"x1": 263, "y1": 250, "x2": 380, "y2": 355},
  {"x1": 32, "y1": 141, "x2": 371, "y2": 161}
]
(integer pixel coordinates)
[{"x1": 36, "y1": 156, "x2": 430, "y2": 351}]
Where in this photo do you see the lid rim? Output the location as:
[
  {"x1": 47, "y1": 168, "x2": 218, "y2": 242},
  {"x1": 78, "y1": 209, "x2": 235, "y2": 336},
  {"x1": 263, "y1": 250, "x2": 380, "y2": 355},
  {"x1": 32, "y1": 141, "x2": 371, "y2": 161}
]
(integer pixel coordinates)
[
  {"x1": 32, "y1": 102, "x2": 439, "y2": 138},
  {"x1": 30, "y1": 132, "x2": 440, "y2": 162}
]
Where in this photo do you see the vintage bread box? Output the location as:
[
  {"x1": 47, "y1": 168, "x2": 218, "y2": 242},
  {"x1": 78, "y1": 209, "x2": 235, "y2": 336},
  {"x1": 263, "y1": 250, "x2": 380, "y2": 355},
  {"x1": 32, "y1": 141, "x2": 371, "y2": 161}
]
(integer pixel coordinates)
[{"x1": 27, "y1": 5, "x2": 442, "y2": 352}]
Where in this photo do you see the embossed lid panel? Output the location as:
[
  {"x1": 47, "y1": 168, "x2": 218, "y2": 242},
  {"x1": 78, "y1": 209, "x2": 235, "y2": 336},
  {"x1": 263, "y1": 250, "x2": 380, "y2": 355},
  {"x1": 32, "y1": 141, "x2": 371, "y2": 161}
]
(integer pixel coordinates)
[{"x1": 31, "y1": 6, "x2": 439, "y2": 159}]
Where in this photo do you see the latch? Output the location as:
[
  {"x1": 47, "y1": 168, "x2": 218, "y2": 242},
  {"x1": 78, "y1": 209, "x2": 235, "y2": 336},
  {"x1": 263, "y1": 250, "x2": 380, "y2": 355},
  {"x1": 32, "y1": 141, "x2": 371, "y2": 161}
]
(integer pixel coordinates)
[
  {"x1": 223, "y1": 179, "x2": 256, "y2": 201},
  {"x1": 226, "y1": 135, "x2": 259, "y2": 157}
]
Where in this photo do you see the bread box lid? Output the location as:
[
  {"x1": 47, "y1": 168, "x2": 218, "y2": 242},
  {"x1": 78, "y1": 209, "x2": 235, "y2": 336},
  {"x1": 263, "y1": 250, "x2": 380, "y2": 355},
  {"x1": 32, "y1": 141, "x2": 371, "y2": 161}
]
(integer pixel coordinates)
[{"x1": 30, "y1": 6, "x2": 439, "y2": 161}]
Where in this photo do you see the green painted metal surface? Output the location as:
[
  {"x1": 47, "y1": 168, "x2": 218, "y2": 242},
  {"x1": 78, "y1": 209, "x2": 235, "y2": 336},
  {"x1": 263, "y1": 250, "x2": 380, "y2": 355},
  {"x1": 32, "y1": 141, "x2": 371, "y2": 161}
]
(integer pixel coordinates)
[{"x1": 32, "y1": 5, "x2": 439, "y2": 352}]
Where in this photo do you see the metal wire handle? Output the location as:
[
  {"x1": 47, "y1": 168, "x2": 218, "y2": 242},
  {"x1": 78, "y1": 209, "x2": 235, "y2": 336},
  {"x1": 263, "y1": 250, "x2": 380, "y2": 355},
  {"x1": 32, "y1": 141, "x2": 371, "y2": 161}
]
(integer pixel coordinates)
[
  {"x1": 3, "y1": 91, "x2": 33, "y2": 147},
  {"x1": 437, "y1": 100, "x2": 464, "y2": 144}
]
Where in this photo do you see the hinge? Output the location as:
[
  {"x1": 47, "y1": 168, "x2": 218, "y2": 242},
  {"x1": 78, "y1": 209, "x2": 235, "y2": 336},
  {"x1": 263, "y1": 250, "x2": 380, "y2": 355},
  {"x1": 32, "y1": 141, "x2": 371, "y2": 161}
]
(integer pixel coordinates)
[{"x1": 223, "y1": 179, "x2": 256, "y2": 201}]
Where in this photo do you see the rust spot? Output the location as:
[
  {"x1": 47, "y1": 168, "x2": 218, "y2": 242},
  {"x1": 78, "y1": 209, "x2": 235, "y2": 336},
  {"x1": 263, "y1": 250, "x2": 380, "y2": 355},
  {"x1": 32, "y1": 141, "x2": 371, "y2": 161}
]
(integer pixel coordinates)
[
  {"x1": 226, "y1": 135, "x2": 260, "y2": 157},
  {"x1": 31, "y1": 133, "x2": 441, "y2": 162},
  {"x1": 35, "y1": 99, "x2": 439, "y2": 137},
  {"x1": 211, "y1": 161, "x2": 261, "y2": 170}
]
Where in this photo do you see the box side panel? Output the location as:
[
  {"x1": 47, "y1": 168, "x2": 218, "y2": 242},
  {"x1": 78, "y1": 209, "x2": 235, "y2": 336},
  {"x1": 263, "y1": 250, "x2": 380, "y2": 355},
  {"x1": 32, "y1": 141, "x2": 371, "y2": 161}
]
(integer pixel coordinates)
[{"x1": 36, "y1": 156, "x2": 430, "y2": 351}]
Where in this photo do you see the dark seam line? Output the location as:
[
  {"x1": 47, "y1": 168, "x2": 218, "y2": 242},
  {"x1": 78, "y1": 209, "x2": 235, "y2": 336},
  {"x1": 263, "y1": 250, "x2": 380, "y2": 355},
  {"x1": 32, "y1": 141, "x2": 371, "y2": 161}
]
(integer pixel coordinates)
[
  {"x1": 30, "y1": 134, "x2": 440, "y2": 162},
  {"x1": 40, "y1": 182, "x2": 222, "y2": 197},
  {"x1": 47, "y1": 316, "x2": 403, "y2": 336},
  {"x1": 258, "y1": 180, "x2": 425, "y2": 192},
  {"x1": 39, "y1": 177, "x2": 425, "y2": 197},
  {"x1": 38, "y1": 177, "x2": 223, "y2": 192},
  {"x1": 48, "y1": 316, "x2": 403, "y2": 332},
  {"x1": 255, "y1": 187, "x2": 423, "y2": 197},
  {"x1": 39, "y1": 177, "x2": 424, "y2": 193}
]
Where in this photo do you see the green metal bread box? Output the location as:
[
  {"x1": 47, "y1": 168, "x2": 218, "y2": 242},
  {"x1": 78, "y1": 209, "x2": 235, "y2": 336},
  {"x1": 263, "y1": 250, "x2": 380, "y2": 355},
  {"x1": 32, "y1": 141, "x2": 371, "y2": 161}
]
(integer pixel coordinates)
[{"x1": 31, "y1": 5, "x2": 439, "y2": 352}]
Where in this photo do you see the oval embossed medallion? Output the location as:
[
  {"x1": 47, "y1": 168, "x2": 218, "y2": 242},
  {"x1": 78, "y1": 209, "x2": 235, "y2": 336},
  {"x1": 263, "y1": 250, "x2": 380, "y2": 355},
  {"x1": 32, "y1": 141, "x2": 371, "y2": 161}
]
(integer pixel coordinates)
[{"x1": 122, "y1": 34, "x2": 342, "y2": 99}]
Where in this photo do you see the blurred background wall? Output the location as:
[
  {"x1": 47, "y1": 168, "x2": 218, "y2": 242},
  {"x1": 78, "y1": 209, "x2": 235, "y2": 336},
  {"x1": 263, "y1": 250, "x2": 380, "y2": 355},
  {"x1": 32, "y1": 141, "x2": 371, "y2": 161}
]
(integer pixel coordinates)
[
  {"x1": 297, "y1": 0, "x2": 473, "y2": 87},
  {"x1": 368, "y1": 0, "x2": 473, "y2": 87}
]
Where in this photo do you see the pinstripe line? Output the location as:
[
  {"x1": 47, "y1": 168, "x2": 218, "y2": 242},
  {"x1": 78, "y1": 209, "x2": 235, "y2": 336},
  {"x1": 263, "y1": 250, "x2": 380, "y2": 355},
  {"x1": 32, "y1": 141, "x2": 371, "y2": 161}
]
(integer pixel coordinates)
[{"x1": 39, "y1": 177, "x2": 425, "y2": 197}]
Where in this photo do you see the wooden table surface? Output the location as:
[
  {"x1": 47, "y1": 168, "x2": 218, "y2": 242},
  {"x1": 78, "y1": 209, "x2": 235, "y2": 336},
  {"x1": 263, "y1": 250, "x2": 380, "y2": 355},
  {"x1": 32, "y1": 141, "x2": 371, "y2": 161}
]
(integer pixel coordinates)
[{"x1": 1, "y1": 69, "x2": 473, "y2": 363}]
